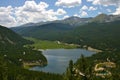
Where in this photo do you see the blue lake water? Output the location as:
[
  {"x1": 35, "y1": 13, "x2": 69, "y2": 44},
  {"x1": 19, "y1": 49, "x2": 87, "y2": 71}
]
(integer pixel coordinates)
[{"x1": 30, "y1": 49, "x2": 95, "y2": 74}]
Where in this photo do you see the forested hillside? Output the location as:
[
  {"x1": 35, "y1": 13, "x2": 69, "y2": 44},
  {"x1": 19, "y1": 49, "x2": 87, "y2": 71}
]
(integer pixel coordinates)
[
  {"x1": 11, "y1": 20, "x2": 120, "y2": 51},
  {"x1": 0, "y1": 25, "x2": 32, "y2": 50},
  {"x1": 11, "y1": 23, "x2": 73, "y2": 40},
  {"x1": 64, "y1": 51, "x2": 120, "y2": 80},
  {"x1": 60, "y1": 21, "x2": 120, "y2": 51},
  {"x1": 0, "y1": 25, "x2": 63, "y2": 80}
]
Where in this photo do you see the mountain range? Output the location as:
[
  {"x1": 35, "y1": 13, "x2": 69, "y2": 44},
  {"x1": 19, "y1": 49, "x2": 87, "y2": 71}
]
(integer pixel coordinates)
[
  {"x1": 91, "y1": 14, "x2": 120, "y2": 23},
  {"x1": 13, "y1": 13, "x2": 120, "y2": 28},
  {"x1": 11, "y1": 13, "x2": 120, "y2": 51}
]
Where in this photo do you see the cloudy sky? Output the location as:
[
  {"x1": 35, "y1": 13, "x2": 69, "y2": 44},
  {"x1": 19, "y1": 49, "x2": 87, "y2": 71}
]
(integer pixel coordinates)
[{"x1": 0, "y1": 0, "x2": 120, "y2": 27}]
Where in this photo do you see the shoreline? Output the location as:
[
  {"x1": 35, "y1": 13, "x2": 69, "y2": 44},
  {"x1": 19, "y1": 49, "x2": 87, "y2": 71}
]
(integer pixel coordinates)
[
  {"x1": 37, "y1": 46, "x2": 102, "y2": 53},
  {"x1": 87, "y1": 46, "x2": 102, "y2": 53}
]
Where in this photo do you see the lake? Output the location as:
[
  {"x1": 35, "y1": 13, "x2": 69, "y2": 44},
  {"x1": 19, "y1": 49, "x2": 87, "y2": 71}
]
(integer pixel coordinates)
[{"x1": 30, "y1": 49, "x2": 95, "y2": 74}]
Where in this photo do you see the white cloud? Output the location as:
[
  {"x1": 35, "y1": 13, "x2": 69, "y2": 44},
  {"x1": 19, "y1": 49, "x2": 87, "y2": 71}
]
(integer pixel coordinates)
[
  {"x1": 63, "y1": 15, "x2": 69, "y2": 19},
  {"x1": 0, "y1": 6, "x2": 16, "y2": 27},
  {"x1": 22, "y1": 1, "x2": 49, "y2": 12},
  {"x1": 81, "y1": 5, "x2": 88, "y2": 10},
  {"x1": 74, "y1": 14, "x2": 80, "y2": 17},
  {"x1": 87, "y1": 0, "x2": 94, "y2": 2},
  {"x1": 88, "y1": 0, "x2": 120, "y2": 6},
  {"x1": 0, "y1": 1, "x2": 67, "y2": 27},
  {"x1": 107, "y1": 9, "x2": 112, "y2": 12},
  {"x1": 88, "y1": 0, "x2": 120, "y2": 15},
  {"x1": 80, "y1": 11, "x2": 88, "y2": 17},
  {"x1": 92, "y1": 0, "x2": 100, "y2": 5},
  {"x1": 57, "y1": 8, "x2": 67, "y2": 15},
  {"x1": 55, "y1": 0, "x2": 82, "y2": 8},
  {"x1": 38, "y1": 1, "x2": 49, "y2": 9},
  {"x1": 98, "y1": 12, "x2": 102, "y2": 14},
  {"x1": 101, "y1": 0, "x2": 120, "y2": 6},
  {"x1": 15, "y1": 1, "x2": 54, "y2": 25},
  {"x1": 89, "y1": 6, "x2": 97, "y2": 11},
  {"x1": 113, "y1": 7, "x2": 120, "y2": 15}
]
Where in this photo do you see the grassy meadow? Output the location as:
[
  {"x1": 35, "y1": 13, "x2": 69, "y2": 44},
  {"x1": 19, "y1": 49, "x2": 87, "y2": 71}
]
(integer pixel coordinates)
[{"x1": 25, "y1": 37, "x2": 78, "y2": 49}]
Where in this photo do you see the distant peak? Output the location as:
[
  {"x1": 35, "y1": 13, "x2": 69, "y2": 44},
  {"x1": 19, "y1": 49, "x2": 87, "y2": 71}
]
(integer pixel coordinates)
[{"x1": 96, "y1": 13, "x2": 108, "y2": 17}]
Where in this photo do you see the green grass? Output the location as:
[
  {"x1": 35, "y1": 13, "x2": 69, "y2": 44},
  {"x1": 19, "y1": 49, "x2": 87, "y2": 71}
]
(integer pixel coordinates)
[{"x1": 25, "y1": 37, "x2": 78, "y2": 49}]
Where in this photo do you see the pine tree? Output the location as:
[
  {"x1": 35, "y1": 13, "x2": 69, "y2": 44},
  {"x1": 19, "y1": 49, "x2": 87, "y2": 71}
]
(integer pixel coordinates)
[
  {"x1": 0, "y1": 57, "x2": 8, "y2": 80},
  {"x1": 77, "y1": 54, "x2": 88, "y2": 80},
  {"x1": 64, "y1": 60, "x2": 74, "y2": 80}
]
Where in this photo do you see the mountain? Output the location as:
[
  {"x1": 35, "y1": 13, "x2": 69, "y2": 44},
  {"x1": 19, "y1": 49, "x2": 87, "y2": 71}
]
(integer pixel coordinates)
[
  {"x1": 0, "y1": 25, "x2": 31, "y2": 49},
  {"x1": 91, "y1": 13, "x2": 120, "y2": 23},
  {"x1": 55, "y1": 14, "x2": 120, "y2": 26},
  {"x1": 14, "y1": 16, "x2": 91, "y2": 28},
  {"x1": 15, "y1": 21, "x2": 52, "y2": 28},
  {"x1": 60, "y1": 20, "x2": 120, "y2": 51},
  {"x1": 18, "y1": 22, "x2": 36, "y2": 27},
  {"x1": 54, "y1": 16, "x2": 92, "y2": 27},
  {"x1": 12, "y1": 14, "x2": 120, "y2": 29},
  {"x1": 11, "y1": 23, "x2": 73, "y2": 40},
  {"x1": 11, "y1": 20, "x2": 120, "y2": 51},
  {"x1": 11, "y1": 16, "x2": 92, "y2": 40}
]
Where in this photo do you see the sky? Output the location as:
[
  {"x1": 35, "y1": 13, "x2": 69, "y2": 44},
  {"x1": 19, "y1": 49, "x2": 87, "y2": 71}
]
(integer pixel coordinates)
[{"x1": 0, "y1": 0, "x2": 120, "y2": 27}]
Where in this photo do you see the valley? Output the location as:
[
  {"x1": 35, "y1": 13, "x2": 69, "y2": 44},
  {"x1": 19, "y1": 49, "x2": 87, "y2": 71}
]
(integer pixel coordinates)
[
  {"x1": 24, "y1": 37, "x2": 79, "y2": 49},
  {"x1": 0, "y1": 13, "x2": 120, "y2": 80}
]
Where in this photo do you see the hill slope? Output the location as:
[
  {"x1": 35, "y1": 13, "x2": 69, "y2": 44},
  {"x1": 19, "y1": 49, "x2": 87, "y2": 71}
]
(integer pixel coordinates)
[
  {"x1": 91, "y1": 14, "x2": 120, "y2": 23},
  {"x1": 0, "y1": 25, "x2": 31, "y2": 49},
  {"x1": 11, "y1": 23, "x2": 73, "y2": 40},
  {"x1": 0, "y1": 25, "x2": 47, "y2": 67},
  {"x1": 61, "y1": 21, "x2": 120, "y2": 51}
]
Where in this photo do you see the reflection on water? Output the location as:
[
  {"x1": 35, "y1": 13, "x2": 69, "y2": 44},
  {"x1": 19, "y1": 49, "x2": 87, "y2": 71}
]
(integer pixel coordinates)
[{"x1": 30, "y1": 49, "x2": 95, "y2": 74}]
